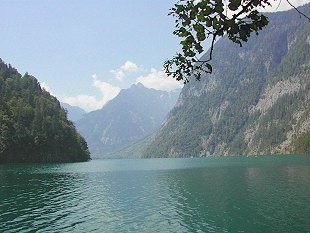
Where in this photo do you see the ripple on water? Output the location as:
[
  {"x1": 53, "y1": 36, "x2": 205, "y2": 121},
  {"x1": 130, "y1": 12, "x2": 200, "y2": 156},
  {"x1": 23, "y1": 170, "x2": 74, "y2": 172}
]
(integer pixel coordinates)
[{"x1": 0, "y1": 156, "x2": 309, "y2": 232}]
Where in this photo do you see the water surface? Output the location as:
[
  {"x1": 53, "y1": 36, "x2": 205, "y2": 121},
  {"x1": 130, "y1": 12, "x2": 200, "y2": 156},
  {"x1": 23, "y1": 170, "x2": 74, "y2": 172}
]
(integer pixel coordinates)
[{"x1": 0, "y1": 155, "x2": 309, "y2": 232}]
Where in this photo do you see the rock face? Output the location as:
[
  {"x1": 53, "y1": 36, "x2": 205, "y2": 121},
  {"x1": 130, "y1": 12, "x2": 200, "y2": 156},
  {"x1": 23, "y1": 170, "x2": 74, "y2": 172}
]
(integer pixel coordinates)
[
  {"x1": 75, "y1": 83, "x2": 180, "y2": 158},
  {"x1": 143, "y1": 4, "x2": 310, "y2": 157}
]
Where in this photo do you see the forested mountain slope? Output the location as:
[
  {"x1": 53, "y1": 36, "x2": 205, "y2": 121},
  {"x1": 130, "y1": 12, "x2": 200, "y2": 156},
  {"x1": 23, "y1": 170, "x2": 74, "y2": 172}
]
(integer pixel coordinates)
[
  {"x1": 0, "y1": 59, "x2": 90, "y2": 163},
  {"x1": 75, "y1": 83, "x2": 180, "y2": 158},
  {"x1": 143, "y1": 4, "x2": 310, "y2": 157}
]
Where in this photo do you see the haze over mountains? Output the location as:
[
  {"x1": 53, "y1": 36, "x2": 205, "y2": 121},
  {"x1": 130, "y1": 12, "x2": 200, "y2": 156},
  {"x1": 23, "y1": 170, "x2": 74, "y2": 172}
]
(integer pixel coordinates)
[
  {"x1": 62, "y1": 4, "x2": 310, "y2": 159},
  {"x1": 6, "y1": 3, "x2": 306, "y2": 161},
  {"x1": 61, "y1": 103, "x2": 86, "y2": 122},
  {"x1": 74, "y1": 83, "x2": 180, "y2": 158},
  {"x1": 1, "y1": 3, "x2": 308, "y2": 165}
]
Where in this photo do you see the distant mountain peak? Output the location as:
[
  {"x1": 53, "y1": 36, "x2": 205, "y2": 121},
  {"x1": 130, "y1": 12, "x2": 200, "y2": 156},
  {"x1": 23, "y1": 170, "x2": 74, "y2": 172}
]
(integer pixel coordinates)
[
  {"x1": 135, "y1": 82, "x2": 145, "y2": 87},
  {"x1": 75, "y1": 83, "x2": 180, "y2": 158},
  {"x1": 130, "y1": 82, "x2": 146, "y2": 89}
]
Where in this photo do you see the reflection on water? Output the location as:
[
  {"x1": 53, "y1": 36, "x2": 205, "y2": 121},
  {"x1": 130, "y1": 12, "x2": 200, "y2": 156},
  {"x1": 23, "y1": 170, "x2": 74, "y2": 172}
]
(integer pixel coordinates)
[
  {"x1": 166, "y1": 166, "x2": 310, "y2": 232},
  {"x1": 0, "y1": 155, "x2": 309, "y2": 232}
]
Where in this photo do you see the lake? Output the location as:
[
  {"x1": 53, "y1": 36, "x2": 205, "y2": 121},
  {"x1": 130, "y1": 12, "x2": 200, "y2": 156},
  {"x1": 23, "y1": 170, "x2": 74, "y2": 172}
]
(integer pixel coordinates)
[{"x1": 0, "y1": 155, "x2": 309, "y2": 232}]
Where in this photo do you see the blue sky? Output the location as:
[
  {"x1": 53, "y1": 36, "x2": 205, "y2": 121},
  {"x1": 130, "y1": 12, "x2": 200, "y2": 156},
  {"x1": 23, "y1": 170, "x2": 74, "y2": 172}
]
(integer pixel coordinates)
[{"x1": 0, "y1": 0, "x2": 308, "y2": 111}]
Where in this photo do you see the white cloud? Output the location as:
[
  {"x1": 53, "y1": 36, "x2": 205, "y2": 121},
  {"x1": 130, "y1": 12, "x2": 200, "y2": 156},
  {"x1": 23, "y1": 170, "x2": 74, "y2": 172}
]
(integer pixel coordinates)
[
  {"x1": 110, "y1": 60, "x2": 138, "y2": 82},
  {"x1": 263, "y1": 0, "x2": 309, "y2": 12},
  {"x1": 219, "y1": 0, "x2": 309, "y2": 19},
  {"x1": 121, "y1": 60, "x2": 138, "y2": 72},
  {"x1": 62, "y1": 74, "x2": 120, "y2": 112},
  {"x1": 91, "y1": 75, "x2": 121, "y2": 105},
  {"x1": 135, "y1": 68, "x2": 183, "y2": 91},
  {"x1": 63, "y1": 95, "x2": 99, "y2": 111},
  {"x1": 110, "y1": 69, "x2": 125, "y2": 82},
  {"x1": 50, "y1": 62, "x2": 183, "y2": 111},
  {"x1": 40, "y1": 82, "x2": 55, "y2": 96}
]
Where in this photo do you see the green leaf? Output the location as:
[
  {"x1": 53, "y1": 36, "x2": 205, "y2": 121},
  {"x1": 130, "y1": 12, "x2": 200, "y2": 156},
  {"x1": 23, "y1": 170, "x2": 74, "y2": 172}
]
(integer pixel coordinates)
[
  {"x1": 193, "y1": 23, "x2": 204, "y2": 34},
  {"x1": 228, "y1": 0, "x2": 241, "y2": 11}
]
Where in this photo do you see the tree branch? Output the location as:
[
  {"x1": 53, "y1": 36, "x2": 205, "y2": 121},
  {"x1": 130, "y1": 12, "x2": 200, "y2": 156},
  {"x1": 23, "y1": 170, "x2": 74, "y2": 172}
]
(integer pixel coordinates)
[{"x1": 286, "y1": 0, "x2": 310, "y2": 21}]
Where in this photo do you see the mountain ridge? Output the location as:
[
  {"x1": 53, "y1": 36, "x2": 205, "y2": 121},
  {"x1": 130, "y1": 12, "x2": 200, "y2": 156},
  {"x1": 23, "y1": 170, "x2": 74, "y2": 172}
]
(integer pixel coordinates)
[
  {"x1": 143, "y1": 4, "x2": 310, "y2": 157},
  {"x1": 75, "y1": 83, "x2": 180, "y2": 158}
]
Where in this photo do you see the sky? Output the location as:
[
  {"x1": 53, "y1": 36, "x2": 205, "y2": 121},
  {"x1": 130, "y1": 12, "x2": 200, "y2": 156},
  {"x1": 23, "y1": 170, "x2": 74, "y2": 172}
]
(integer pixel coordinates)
[{"x1": 0, "y1": 0, "x2": 309, "y2": 112}]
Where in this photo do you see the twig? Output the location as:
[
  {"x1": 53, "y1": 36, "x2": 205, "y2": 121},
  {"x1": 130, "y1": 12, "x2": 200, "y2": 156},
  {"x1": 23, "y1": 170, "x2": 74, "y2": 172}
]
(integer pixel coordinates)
[{"x1": 286, "y1": 0, "x2": 310, "y2": 21}]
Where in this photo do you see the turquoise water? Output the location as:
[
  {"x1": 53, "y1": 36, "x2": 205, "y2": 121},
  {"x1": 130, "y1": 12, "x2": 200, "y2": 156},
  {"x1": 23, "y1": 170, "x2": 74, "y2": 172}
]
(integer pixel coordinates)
[{"x1": 0, "y1": 155, "x2": 309, "y2": 232}]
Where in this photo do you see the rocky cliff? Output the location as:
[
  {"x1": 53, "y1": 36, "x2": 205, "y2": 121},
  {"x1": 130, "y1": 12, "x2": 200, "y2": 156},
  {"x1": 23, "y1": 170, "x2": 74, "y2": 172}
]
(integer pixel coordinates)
[{"x1": 143, "y1": 4, "x2": 310, "y2": 157}]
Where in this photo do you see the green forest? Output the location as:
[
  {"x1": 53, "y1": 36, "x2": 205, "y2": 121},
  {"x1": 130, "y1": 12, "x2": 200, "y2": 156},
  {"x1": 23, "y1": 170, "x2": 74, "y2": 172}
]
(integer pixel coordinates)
[{"x1": 0, "y1": 59, "x2": 90, "y2": 163}]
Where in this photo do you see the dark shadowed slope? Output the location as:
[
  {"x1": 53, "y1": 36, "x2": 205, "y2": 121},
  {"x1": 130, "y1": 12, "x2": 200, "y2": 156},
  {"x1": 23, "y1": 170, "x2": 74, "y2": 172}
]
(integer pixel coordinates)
[{"x1": 0, "y1": 59, "x2": 90, "y2": 163}]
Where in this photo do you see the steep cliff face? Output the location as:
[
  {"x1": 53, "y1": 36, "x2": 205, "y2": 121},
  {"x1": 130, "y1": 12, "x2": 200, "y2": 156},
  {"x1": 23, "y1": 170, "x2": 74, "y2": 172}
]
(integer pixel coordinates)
[
  {"x1": 143, "y1": 5, "x2": 310, "y2": 157},
  {"x1": 244, "y1": 24, "x2": 310, "y2": 155}
]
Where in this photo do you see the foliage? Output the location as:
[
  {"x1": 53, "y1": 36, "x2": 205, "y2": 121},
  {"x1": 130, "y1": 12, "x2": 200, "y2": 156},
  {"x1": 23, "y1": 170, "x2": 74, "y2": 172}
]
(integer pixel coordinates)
[
  {"x1": 164, "y1": 0, "x2": 310, "y2": 83},
  {"x1": 292, "y1": 133, "x2": 310, "y2": 154},
  {"x1": 0, "y1": 59, "x2": 90, "y2": 163},
  {"x1": 164, "y1": 0, "x2": 271, "y2": 82},
  {"x1": 143, "y1": 6, "x2": 310, "y2": 157}
]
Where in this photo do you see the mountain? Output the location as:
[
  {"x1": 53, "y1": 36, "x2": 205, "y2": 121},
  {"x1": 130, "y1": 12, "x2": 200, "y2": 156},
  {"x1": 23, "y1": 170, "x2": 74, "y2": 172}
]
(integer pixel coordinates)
[
  {"x1": 0, "y1": 59, "x2": 90, "y2": 163},
  {"x1": 75, "y1": 83, "x2": 180, "y2": 158},
  {"x1": 61, "y1": 102, "x2": 86, "y2": 122},
  {"x1": 143, "y1": 4, "x2": 310, "y2": 158},
  {"x1": 103, "y1": 132, "x2": 155, "y2": 159}
]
